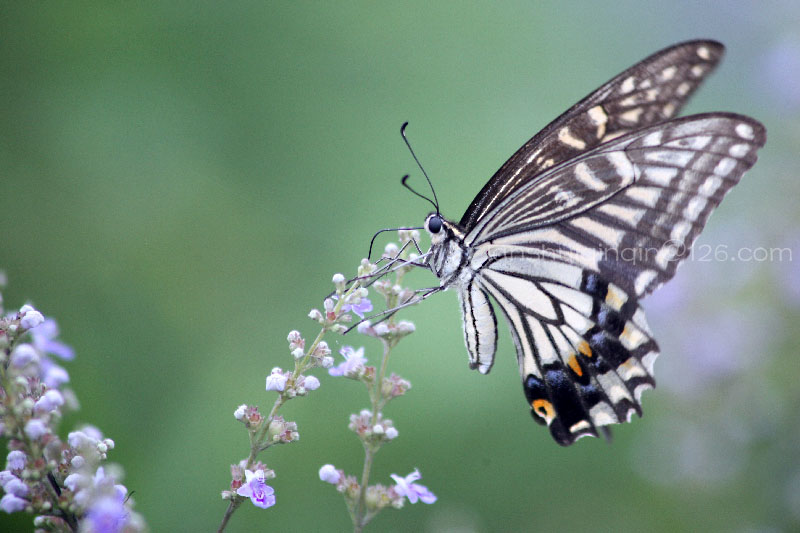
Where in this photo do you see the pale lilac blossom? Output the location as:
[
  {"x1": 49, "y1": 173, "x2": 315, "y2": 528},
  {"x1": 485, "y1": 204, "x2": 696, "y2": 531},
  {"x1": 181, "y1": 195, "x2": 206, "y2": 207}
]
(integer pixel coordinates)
[
  {"x1": 390, "y1": 469, "x2": 436, "y2": 504},
  {"x1": 18, "y1": 305, "x2": 44, "y2": 330},
  {"x1": 319, "y1": 464, "x2": 340, "y2": 484},
  {"x1": 86, "y1": 493, "x2": 128, "y2": 533},
  {"x1": 302, "y1": 375, "x2": 320, "y2": 391},
  {"x1": 342, "y1": 297, "x2": 372, "y2": 319},
  {"x1": 34, "y1": 389, "x2": 64, "y2": 413},
  {"x1": 236, "y1": 469, "x2": 275, "y2": 509},
  {"x1": 24, "y1": 419, "x2": 47, "y2": 440},
  {"x1": 328, "y1": 346, "x2": 367, "y2": 377},
  {"x1": 265, "y1": 368, "x2": 288, "y2": 392},
  {"x1": 9, "y1": 344, "x2": 38, "y2": 368},
  {"x1": 234, "y1": 405, "x2": 247, "y2": 420},
  {"x1": 3, "y1": 477, "x2": 28, "y2": 497},
  {"x1": 0, "y1": 471, "x2": 17, "y2": 486},
  {"x1": 30, "y1": 318, "x2": 75, "y2": 360},
  {"x1": 0, "y1": 494, "x2": 27, "y2": 513},
  {"x1": 40, "y1": 359, "x2": 70, "y2": 388},
  {"x1": 6, "y1": 451, "x2": 26, "y2": 471}
]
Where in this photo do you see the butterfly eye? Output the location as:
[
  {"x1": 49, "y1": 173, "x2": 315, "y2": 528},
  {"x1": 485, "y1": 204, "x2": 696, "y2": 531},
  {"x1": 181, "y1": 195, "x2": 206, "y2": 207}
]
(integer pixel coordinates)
[{"x1": 427, "y1": 215, "x2": 443, "y2": 234}]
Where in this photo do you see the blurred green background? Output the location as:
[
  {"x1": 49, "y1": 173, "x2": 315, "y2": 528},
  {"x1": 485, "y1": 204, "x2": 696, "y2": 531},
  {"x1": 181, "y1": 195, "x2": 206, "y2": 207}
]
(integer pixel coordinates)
[{"x1": 2, "y1": 2, "x2": 799, "y2": 531}]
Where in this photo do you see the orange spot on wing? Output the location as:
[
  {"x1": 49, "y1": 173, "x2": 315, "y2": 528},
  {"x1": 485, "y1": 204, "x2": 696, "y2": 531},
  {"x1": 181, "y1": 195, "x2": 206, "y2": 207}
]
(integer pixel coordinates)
[
  {"x1": 532, "y1": 399, "x2": 555, "y2": 423},
  {"x1": 567, "y1": 354, "x2": 583, "y2": 377},
  {"x1": 578, "y1": 341, "x2": 592, "y2": 358}
]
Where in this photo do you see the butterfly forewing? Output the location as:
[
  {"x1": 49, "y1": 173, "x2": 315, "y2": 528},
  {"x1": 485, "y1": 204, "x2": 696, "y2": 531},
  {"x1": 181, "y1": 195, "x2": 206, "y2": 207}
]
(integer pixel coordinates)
[
  {"x1": 460, "y1": 40, "x2": 725, "y2": 230},
  {"x1": 419, "y1": 40, "x2": 766, "y2": 446}
]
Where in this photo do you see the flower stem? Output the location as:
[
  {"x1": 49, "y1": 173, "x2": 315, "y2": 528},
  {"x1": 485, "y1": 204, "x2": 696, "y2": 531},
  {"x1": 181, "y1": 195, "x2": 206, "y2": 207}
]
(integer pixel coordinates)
[{"x1": 354, "y1": 338, "x2": 393, "y2": 532}]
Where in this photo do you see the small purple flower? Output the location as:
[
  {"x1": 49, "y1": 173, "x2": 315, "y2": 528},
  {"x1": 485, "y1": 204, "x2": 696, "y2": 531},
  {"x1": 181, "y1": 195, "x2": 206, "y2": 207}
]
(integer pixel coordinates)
[
  {"x1": 6, "y1": 451, "x2": 26, "y2": 471},
  {"x1": 0, "y1": 493, "x2": 27, "y2": 513},
  {"x1": 18, "y1": 305, "x2": 44, "y2": 330},
  {"x1": 64, "y1": 473, "x2": 84, "y2": 492},
  {"x1": 236, "y1": 469, "x2": 275, "y2": 509},
  {"x1": 24, "y1": 419, "x2": 47, "y2": 440},
  {"x1": 9, "y1": 344, "x2": 38, "y2": 368},
  {"x1": 40, "y1": 359, "x2": 70, "y2": 388},
  {"x1": 328, "y1": 346, "x2": 367, "y2": 377},
  {"x1": 30, "y1": 318, "x2": 74, "y2": 360},
  {"x1": 3, "y1": 477, "x2": 28, "y2": 498},
  {"x1": 265, "y1": 368, "x2": 288, "y2": 392},
  {"x1": 390, "y1": 469, "x2": 436, "y2": 504},
  {"x1": 86, "y1": 494, "x2": 128, "y2": 533},
  {"x1": 318, "y1": 464, "x2": 340, "y2": 484},
  {"x1": 344, "y1": 297, "x2": 372, "y2": 319},
  {"x1": 333, "y1": 295, "x2": 373, "y2": 319},
  {"x1": 302, "y1": 375, "x2": 320, "y2": 391},
  {"x1": 0, "y1": 471, "x2": 17, "y2": 486},
  {"x1": 34, "y1": 389, "x2": 64, "y2": 413}
]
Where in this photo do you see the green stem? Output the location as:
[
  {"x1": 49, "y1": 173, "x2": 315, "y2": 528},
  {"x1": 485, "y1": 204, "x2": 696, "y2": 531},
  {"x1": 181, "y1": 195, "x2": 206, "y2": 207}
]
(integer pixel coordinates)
[
  {"x1": 354, "y1": 339, "x2": 393, "y2": 532},
  {"x1": 220, "y1": 281, "x2": 363, "y2": 532}
]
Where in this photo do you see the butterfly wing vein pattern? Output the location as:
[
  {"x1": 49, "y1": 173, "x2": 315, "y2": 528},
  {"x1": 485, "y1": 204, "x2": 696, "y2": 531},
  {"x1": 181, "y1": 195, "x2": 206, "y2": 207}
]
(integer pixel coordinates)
[{"x1": 420, "y1": 40, "x2": 766, "y2": 445}]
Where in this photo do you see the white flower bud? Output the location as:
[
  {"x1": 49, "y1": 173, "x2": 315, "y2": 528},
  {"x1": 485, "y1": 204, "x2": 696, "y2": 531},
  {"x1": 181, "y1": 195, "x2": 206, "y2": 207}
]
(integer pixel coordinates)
[
  {"x1": 308, "y1": 309, "x2": 323, "y2": 322},
  {"x1": 386, "y1": 427, "x2": 398, "y2": 439},
  {"x1": 323, "y1": 298, "x2": 335, "y2": 313},
  {"x1": 19, "y1": 305, "x2": 44, "y2": 330},
  {"x1": 321, "y1": 356, "x2": 334, "y2": 368},
  {"x1": 319, "y1": 464, "x2": 340, "y2": 484},
  {"x1": 292, "y1": 348, "x2": 305, "y2": 360},
  {"x1": 384, "y1": 243, "x2": 400, "y2": 257},
  {"x1": 332, "y1": 273, "x2": 346, "y2": 292},
  {"x1": 234, "y1": 404, "x2": 247, "y2": 420},
  {"x1": 304, "y1": 375, "x2": 320, "y2": 390}
]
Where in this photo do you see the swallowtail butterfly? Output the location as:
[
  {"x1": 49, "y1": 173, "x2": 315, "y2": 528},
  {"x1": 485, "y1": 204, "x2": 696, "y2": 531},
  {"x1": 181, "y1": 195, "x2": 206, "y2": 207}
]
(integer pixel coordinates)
[{"x1": 417, "y1": 40, "x2": 766, "y2": 445}]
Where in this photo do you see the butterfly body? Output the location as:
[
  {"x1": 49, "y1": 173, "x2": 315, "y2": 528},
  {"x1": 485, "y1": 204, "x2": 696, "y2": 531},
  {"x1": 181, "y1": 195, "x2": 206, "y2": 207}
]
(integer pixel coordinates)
[{"x1": 420, "y1": 41, "x2": 766, "y2": 445}]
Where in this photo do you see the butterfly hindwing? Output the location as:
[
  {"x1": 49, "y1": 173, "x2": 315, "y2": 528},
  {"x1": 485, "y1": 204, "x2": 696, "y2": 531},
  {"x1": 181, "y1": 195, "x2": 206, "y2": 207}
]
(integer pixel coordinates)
[
  {"x1": 460, "y1": 40, "x2": 725, "y2": 230},
  {"x1": 470, "y1": 252, "x2": 657, "y2": 444}
]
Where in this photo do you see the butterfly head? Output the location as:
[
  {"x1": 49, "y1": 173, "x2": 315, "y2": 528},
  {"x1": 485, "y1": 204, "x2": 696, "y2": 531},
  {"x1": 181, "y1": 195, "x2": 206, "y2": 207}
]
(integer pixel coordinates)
[{"x1": 424, "y1": 213, "x2": 446, "y2": 243}]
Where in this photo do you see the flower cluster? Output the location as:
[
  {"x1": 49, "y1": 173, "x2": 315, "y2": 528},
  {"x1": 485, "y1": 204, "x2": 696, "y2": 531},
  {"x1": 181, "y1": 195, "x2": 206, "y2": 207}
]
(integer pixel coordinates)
[
  {"x1": 0, "y1": 286, "x2": 146, "y2": 531},
  {"x1": 317, "y1": 234, "x2": 436, "y2": 530},
  {"x1": 219, "y1": 233, "x2": 435, "y2": 532},
  {"x1": 219, "y1": 271, "x2": 372, "y2": 528}
]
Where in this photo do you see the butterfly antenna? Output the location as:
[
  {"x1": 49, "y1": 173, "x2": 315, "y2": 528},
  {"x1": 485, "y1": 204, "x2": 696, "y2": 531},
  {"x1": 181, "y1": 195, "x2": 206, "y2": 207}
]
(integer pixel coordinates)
[{"x1": 401, "y1": 121, "x2": 440, "y2": 213}]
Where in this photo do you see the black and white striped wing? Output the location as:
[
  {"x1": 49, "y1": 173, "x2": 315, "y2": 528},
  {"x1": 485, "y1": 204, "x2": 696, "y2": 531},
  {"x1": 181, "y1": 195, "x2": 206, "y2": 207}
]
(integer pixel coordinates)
[
  {"x1": 460, "y1": 40, "x2": 725, "y2": 230},
  {"x1": 461, "y1": 113, "x2": 765, "y2": 445}
]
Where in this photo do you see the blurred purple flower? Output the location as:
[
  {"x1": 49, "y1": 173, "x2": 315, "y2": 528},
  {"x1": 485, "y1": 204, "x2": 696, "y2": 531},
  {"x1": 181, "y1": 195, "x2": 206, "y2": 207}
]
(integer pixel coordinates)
[
  {"x1": 31, "y1": 318, "x2": 74, "y2": 360},
  {"x1": 761, "y1": 36, "x2": 800, "y2": 111},
  {"x1": 6, "y1": 451, "x2": 26, "y2": 471},
  {"x1": 34, "y1": 389, "x2": 64, "y2": 413},
  {"x1": 390, "y1": 469, "x2": 436, "y2": 504},
  {"x1": 328, "y1": 346, "x2": 367, "y2": 377},
  {"x1": 236, "y1": 469, "x2": 275, "y2": 509},
  {"x1": 86, "y1": 494, "x2": 128, "y2": 533},
  {"x1": 2, "y1": 477, "x2": 28, "y2": 498},
  {"x1": 657, "y1": 308, "x2": 771, "y2": 398},
  {"x1": 24, "y1": 419, "x2": 47, "y2": 440},
  {"x1": 0, "y1": 494, "x2": 27, "y2": 513}
]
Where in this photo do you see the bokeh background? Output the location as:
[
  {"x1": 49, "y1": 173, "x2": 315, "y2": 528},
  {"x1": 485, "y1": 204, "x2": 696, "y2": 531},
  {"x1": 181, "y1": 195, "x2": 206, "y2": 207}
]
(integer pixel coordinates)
[{"x1": 2, "y1": 2, "x2": 799, "y2": 531}]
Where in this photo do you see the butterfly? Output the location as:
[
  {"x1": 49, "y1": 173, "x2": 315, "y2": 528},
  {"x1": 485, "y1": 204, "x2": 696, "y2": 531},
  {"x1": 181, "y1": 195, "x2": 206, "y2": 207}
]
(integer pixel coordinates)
[{"x1": 413, "y1": 40, "x2": 766, "y2": 445}]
